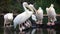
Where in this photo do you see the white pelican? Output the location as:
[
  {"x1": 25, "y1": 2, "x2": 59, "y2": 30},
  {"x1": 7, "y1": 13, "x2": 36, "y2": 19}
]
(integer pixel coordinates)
[
  {"x1": 31, "y1": 7, "x2": 43, "y2": 24},
  {"x1": 13, "y1": 2, "x2": 34, "y2": 29},
  {"x1": 28, "y1": 4, "x2": 43, "y2": 24},
  {"x1": 4, "y1": 13, "x2": 13, "y2": 27},
  {"x1": 35, "y1": 7, "x2": 43, "y2": 24},
  {"x1": 46, "y1": 4, "x2": 57, "y2": 25}
]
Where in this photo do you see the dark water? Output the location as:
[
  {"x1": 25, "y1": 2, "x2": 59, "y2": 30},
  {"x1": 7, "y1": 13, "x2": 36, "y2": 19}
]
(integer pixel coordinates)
[{"x1": 0, "y1": 26, "x2": 60, "y2": 34}]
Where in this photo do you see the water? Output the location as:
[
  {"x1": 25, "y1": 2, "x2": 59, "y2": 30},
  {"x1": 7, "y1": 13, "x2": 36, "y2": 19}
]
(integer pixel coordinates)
[{"x1": 1, "y1": 26, "x2": 60, "y2": 34}]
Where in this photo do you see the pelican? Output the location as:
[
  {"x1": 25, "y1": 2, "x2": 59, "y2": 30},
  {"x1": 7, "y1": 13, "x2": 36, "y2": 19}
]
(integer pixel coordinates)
[
  {"x1": 35, "y1": 7, "x2": 43, "y2": 24},
  {"x1": 13, "y1": 2, "x2": 34, "y2": 29},
  {"x1": 29, "y1": 4, "x2": 43, "y2": 24},
  {"x1": 4, "y1": 13, "x2": 13, "y2": 27},
  {"x1": 28, "y1": 4, "x2": 44, "y2": 24},
  {"x1": 46, "y1": 4, "x2": 57, "y2": 25}
]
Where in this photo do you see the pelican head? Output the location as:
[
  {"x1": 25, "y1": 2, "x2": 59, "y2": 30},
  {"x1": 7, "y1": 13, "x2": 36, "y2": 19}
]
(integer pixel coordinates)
[
  {"x1": 50, "y1": 4, "x2": 54, "y2": 7},
  {"x1": 23, "y1": 2, "x2": 35, "y2": 12},
  {"x1": 29, "y1": 4, "x2": 36, "y2": 12},
  {"x1": 29, "y1": 4, "x2": 34, "y2": 7},
  {"x1": 23, "y1": 2, "x2": 29, "y2": 8},
  {"x1": 29, "y1": 4, "x2": 34, "y2": 11},
  {"x1": 46, "y1": 7, "x2": 48, "y2": 11},
  {"x1": 39, "y1": 7, "x2": 42, "y2": 10}
]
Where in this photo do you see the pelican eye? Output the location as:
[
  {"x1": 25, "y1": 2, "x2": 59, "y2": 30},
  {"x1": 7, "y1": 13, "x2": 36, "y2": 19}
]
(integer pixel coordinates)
[{"x1": 26, "y1": 7, "x2": 31, "y2": 11}]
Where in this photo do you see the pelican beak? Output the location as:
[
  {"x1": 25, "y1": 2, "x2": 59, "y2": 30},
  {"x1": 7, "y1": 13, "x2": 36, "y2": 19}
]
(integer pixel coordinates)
[
  {"x1": 26, "y1": 5, "x2": 34, "y2": 12},
  {"x1": 30, "y1": 6, "x2": 37, "y2": 14},
  {"x1": 32, "y1": 6, "x2": 36, "y2": 12},
  {"x1": 29, "y1": 4, "x2": 36, "y2": 12},
  {"x1": 28, "y1": 4, "x2": 36, "y2": 12}
]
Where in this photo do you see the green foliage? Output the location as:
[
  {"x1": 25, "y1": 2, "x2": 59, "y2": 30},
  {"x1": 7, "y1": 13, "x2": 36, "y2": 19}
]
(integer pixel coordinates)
[
  {"x1": 0, "y1": 0, "x2": 60, "y2": 14},
  {"x1": 34, "y1": 0, "x2": 60, "y2": 14}
]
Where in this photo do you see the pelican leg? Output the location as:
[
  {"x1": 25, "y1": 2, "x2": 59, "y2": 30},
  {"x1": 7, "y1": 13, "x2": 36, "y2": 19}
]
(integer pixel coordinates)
[
  {"x1": 4, "y1": 19, "x2": 9, "y2": 27},
  {"x1": 26, "y1": 22, "x2": 31, "y2": 28},
  {"x1": 22, "y1": 25, "x2": 25, "y2": 30},
  {"x1": 39, "y1": 19, "x2": 43, "y2": 24},
  {"x1": 24, "y1": 21, "x2": 30, "y2": 28},
  {"x1": 19, "y1": 31, "x2": 25, "y2": 34},
  {"x1": 47, "y1": 28, "x2": 50, "y2": 34},
  {"x1": 47, "y1": 17, "x2": 51, "y2": 25},
  {"x1": 51, "y1": 17, "x2": 55, "y2": 25},
  {"x1": 9, "y1": 21, "x2": 12, "y2": 27},
  {"x1": 36, "y1": 20, "x2": 40, "y2": 24},
  {"x1": 27, "y1": 20, "x2": 32, "y2": 27},
  {"x1": 36, "y1": 21, "x2": 39, "y2": 24},
  {"x1": 51, "y1": 22, "x2": 55, "y2": 25},
  {"x1": 27, "y1": 23, "x2": 30, "y2": 27},
  {"x1": 19, "y1": 24, "x2": 23, "y2": 32},
  {"x1": 4, "y1": 19, "x2": 6, "y2": 27}
]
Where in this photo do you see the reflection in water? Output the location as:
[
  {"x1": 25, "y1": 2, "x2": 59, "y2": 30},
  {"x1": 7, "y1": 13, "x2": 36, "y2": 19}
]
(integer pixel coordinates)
[
  {"x1": 36, "y1": 28, "x2": 43, "y2": 34},
  {"x1": 47, "y1": 28, "x2": 56, "y2": 34},
  {"x1": 19, "y1": 30, "x2": 31, "y2": 34},
  {"x1": 4, "y1": 27, "x2": 12, "y2": 34},
  {"x1": 4, "y1": 27, "x2": 56, "y2": 34},
  {"x1": 19, "y1": 31, "x2": 25, "y2": 34},
  {"x1": 14, "y1": 31, "x2": 16, "y2": 34},
  {"x1": 31, "y1": 29, "x2": 36, "y2": 34}
]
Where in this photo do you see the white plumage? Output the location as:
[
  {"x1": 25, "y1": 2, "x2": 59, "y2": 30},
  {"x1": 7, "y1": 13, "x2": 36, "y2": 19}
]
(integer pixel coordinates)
[
  {"x1": 4, "y1": 13, "x2": 13, "y2": 21},
  {"x1": 36, "y1": 7, "x2": 43, "y2": 20},
  {"x1": 31, "y1": 14, "x2": 37, "y2": 21},
  {"x1": 35, "y1": 7, "x2": 43, "y2": 24},
  {"x1": 4, "y1": 13, "x2": 13, "y2": 26},
  {"x1": 46, "y1": 4, "x2": 57, "y2": 25},
  {"x1": 13, "y1": 2, "x2": 34, "y2": 28},
  {"x1": 28, "y1": 4, "x2": 43, "y2": 24}
]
